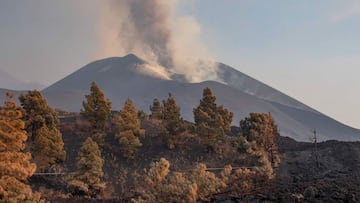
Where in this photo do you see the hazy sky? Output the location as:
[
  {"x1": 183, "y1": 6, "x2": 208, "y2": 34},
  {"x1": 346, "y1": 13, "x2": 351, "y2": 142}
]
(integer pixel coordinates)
[{"x1": 0, "y1": 0, "x2": 359, "y2": 128}]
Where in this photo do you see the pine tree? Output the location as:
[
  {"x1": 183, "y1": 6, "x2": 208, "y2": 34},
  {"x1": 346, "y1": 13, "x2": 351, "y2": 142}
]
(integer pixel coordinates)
[
  {"x1": 68, "y1": 137, "x2": 105, "y2": 197},
  {"x1": 193, "y1": 87, "x2": 233, "y2": 151},
  {"x1": 150, "y1": 98, "x2": 163, "y2": 120},
  {"x1": 19, "y1": 90, "x2": 65, "y2": 171},
  {"x1": 239, "y1": 112, "x2": 280, "y2": 166},
  {"x1": 0, "y1": 93, "x2": 41, "y2": 202},
  {"x1": 81, "y1": 82, "x2": 111, "y2": 143},
  {"x1": 114, "y1": 98, "x2": 144, "y2": 159},
  {"x1": 162, "y1": 93, "x2": 186, "y2": 149}
]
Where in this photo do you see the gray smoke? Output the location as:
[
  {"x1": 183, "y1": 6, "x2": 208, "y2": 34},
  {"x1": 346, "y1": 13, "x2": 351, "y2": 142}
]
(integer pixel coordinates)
[
  {"x1": 96, "y1": 0, "x2": 219, "y2": 82},
  {"x1": 127, "y1": 0, "x2": 173, "y2": 68}
]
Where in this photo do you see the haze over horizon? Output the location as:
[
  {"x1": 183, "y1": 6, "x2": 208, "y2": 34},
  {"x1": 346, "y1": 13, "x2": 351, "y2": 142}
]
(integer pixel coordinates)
[{"x1": 0, "y1": 0, "x2": 359, "y2": 129}]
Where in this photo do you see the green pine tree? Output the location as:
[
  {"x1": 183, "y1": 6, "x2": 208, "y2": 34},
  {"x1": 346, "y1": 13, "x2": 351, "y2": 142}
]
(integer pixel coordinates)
[
  {"x1": 19, "y1": 90, "x2": 65, "y2": 171},
  {"x1": 81, "y1": 82, "x2": 111, "y2": 143},
  {"x1": 150, "y1": 98, "x2": 163, "y2": 120},
  {"x1": 162, "y1": 93, "x2": 186, "y2": 149},
  {"x1": 114, "y1": 98, "x2": 145, "y2": 159},
  {"x1": 240, "y1": 113, "x2": 280, "y2": 167},
  {"x1": 68, "y1": 137, "x2": 105, "y2": 197},
  {"x1": 193, "y1": 87, "x2": 233, "y2": 151}
]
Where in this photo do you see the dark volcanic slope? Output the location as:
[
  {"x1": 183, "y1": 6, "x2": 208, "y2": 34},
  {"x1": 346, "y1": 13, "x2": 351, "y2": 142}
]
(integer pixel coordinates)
[
  {"x1": 40, "y1": 54, "x2": 360, "y2": 142},
  {"x1": 217, "y1": 63, "x2": 318, "y2": 113},
  {"x1": 44, "y1": 54, "x2": 152, "y2": 91}
]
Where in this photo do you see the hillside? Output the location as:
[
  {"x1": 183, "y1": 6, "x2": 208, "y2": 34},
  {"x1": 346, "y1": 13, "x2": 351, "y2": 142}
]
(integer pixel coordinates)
[
  {"x1": 1, "y1": 54, "x2": 359, "y2": 141},
  {"x1": 40, "y1": 54, "x2": 360, "y2": 142},
  {"x1": 216, "y1": 63, "x2": 318, "y2": 113},
  {"x1": 33, "y1": 115, "x2": 360, "y2": 202},
  {"x1": 1, "y1": 57, "x2": 359, "y2": 201}
]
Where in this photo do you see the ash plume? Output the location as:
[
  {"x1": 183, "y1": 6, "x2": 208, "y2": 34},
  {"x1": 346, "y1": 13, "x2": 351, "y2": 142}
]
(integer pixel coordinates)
[{"x1": 96, "y1": 0, "x2": 218, "y2": 82}]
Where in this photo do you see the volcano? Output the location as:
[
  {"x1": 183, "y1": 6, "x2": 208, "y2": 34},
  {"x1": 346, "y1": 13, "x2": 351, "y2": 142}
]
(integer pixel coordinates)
[{"x1": 1, "y1": 54, "x2": 359, "y2": 142}]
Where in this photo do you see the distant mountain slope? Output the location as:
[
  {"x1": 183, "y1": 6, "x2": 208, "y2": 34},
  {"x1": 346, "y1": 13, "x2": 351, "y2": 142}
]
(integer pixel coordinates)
[
  {"x1": 0, "y1": 88, "x2": 27, "y2": 103},
  {"x1": 41, "y1": 54, "x2": 360, "y2": 142},
  {"x1": 0, "y1": 69, "x2": 45, "y2": 90},
  {"x1": 44, "y1": 54, "x2": 168, "y2": 92},
  {"x1": 217, "y1": 63, "x2": 318, "y2": 113}
]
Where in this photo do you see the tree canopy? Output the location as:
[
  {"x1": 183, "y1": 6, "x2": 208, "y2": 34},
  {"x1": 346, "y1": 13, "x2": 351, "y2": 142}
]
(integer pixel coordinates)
[
  {"x1": 68, "y1": 137, "x2": 105, "y2": 197},
  {"x1": 81, "y1": 82, "x2": 111, "y2": 143},
  {"x1": 0, "y1": 93, "x2": 41, "y2": 202},
  {"x1": 150, "y1": 98, "x2": 163, "y2": 120},
  {"x1": 19, "y1": 90, "x2": 65, "y2": 171},
  {"x1": 162, "y1": 93, "x2": 186, "y2": 149},
  {"x1": 193, "y1": 87, "x2": 233, "y2": 151},
  {"x1": 240, "y1": 112, "x2": 280, "y2": 166},
  {"x1": 113, "y1": 98, "x2": 144, "y2": 159},
  {"x1": 233, "y1": 112, "x2": 281, "y2": 182}
]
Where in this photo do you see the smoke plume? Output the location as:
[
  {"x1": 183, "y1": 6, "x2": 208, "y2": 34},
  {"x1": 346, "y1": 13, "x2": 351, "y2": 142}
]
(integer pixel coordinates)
[{"x1": 96, "y1": 0, "x2": 218, "y2": 82}]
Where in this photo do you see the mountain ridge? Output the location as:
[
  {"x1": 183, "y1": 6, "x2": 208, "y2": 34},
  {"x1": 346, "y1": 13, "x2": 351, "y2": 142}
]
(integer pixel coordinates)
[
  {"x1": 0, "y1": 69, "x2": 46, "y2": 91},
  {"x1": 40, "y1": 54, "x2": 360, "y2": 141},
  {"x1": 1, "y1": 54, "x2": 359, "y2": 141},
  {"x1": 216, "y1": 63, "x2": 319, "y2": 114}
]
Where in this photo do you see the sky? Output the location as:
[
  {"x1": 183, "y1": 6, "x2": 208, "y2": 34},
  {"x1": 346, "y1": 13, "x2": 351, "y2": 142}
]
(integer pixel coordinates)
[{"x1": 0, "y1": 0, "x2": 359, "y2": 128}]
